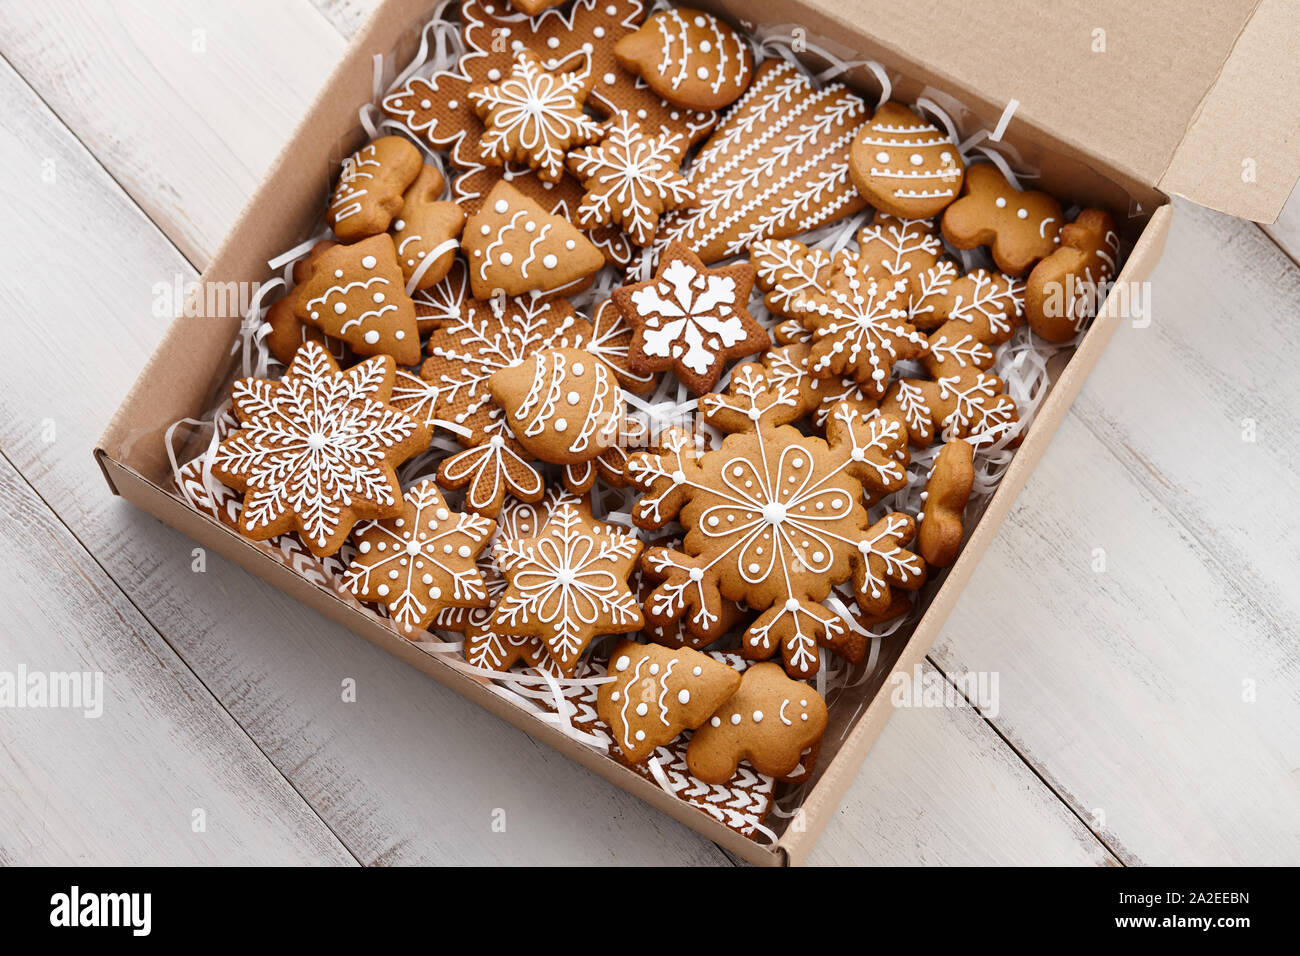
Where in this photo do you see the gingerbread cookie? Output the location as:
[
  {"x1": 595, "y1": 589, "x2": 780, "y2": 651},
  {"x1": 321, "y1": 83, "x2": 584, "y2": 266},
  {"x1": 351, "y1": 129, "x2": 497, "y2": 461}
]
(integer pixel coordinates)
[
  {"x1": 210, "y1": 341, "x2": 430, "y2": 556},
  {"x1": 469, "y1": 50, "x2": 602, "y2": 183},
  {"x1": 597, "y1": 641, "x2": 741, "y2": 764},
  {"x1": 636, "y1": 532, "x2": 750, "y2": 649},
  {"x1": 758, "y1": 342, "x2": 878, "y2": 429},
  {"x1": 751, "y1": 237, "x2": 836, "y2": 329},
  {"x1": 849, "y1": 102, "x2": 964, "y2": 219},
  {"x1": 567, "y1": 113, "x2": 696, "y2": 246},
  {"x1": 853, "y1": 512, "x2": 925, "y2": 619},
  {"x1": 941, "y1": 163, "x2": 1063, "y2": 276},
  {"x1": 461, "y1": 180, "x2": 605, "y2": 299},
  {"x1": 328, "y1": 136, "x2": 423, "y2": 242},
  {"x1": 291, "y1": 234, "x2": 421, "y2": 366},
  {"x1": 492, "y1": 498, "x2": 644, "y2": 674},
  {"x1": 612, "y1": 8, "x2": 753, "y2": 111},
  {"x1": 628, "y1": 365, "x2": 910, "y2": 678},
  {"x1": 412, "y1": 258, "x2": 473, "y2": 334},
  {"x1": 1025, "y1": 208, "x2": 1119, "y2": 342},
  {"x1": 585, "y1": 298, "x2": 656, "y2": 393},
  {"x1": 686, "y1": 662, "x2": 828, "y2": 783},
  {"x1": 918, "y1": 439, "x2": 974, "y2": 568},
  {"x1": 391, "y1": 165, "x2": 466, "y2": 290},
  {"x1": 612, "y1": 241, "x2": 768, "y2": 395},
  {"x1": 658, "y1": 60, "x2": 868, "y2": 263},
  {"x1": 343, "y1": 480, "x2": 496, "y2": 637},
  {"x1": 879, "y1": 369, "x2": 1018, "y2": 447},
  {"x1": 264, "y1": 297, "x2": 347, "y2": 366},
  {"x1": 854, "y1": 214, "x2": 946, "y2": 300},
  {"x1": 489, "y1": 348, "x2": 624, "y2": 466},
  {"x1": 509, "y1": 0, "x2": 565, "y2": 14}
]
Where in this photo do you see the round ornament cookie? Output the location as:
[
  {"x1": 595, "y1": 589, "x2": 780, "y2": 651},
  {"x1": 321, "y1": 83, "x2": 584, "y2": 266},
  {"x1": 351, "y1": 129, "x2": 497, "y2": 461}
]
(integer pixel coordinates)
[
  {"x1": 489, "y1": 347, "x2": 624, "y2": 466},
  {"x1": 849, "y1": 102, "x2": 964, "y2": 219},
  {"x1": 613, "y1": 8, "x2": 753, "y2": 111}
]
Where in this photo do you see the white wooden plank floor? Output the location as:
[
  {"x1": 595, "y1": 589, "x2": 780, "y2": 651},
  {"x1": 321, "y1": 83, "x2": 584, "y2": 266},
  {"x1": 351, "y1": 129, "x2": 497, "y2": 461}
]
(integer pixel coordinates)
[{"x1": 1, "y1": 0, "x2": 1296, "y2": 866}]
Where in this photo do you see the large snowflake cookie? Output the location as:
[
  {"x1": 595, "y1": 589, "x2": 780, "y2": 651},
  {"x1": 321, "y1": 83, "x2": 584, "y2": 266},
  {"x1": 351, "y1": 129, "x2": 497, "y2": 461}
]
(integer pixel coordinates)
[
  {"x1": 657, "y1": 60, "x2": 868, "y2": 263},
  {"x1": 343, "y1": 480, "x2": 496, "y2": 637},
  {"x1": 848, "y1": 102, "x2": 964, "y2": 220},
  {"x1": 567, "y1": 113, "x2": 697, "y2": 247},
  {"x1": 292, "y1": 235, "x2": 422, "y2": 366},
  {"x1": 627, "y1": 364, "x2": 916, "y2": 678},
  {"x1": 612, "y1": 7, "x2": 753, "y2": 111},
  {"x1": 686, "y1": 662, "x2": 829, "y2": 783},
  {"x1": 461, "y1": 180, "x2": 605, "y2": 299},
  {"x1": 611, "y1": 240, "x2": 769, "y2": 395},
  {"x1": 597, "y1": 640, "x2": 741, "y2": 764},
  {"x1": 210, "y1": 341, "x2": 430, "y2": 557},
  {"x1": 469, "y1": 50, "x2": 602, "y2": 183},
  {"x1": 492, "y1": 498, "x2": 645, "y2": 674}
]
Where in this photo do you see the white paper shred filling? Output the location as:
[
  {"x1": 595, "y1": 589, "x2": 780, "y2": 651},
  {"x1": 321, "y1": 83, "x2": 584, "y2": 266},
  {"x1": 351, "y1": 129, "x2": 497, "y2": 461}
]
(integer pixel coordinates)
[{"x1": 162, "y1": 0, "x2": 1124, "y2": 828}]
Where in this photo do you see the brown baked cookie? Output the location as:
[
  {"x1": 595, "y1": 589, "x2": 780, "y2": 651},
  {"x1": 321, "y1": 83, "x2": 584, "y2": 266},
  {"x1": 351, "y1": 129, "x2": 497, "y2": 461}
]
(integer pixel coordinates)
[
  {"x1": 209, "y1": 341, "x2": 430, "y2": 556},
  {"x1": 635, "y1": 533, "x2": 750, "y2": 649},
  {"x1": 686, "y1": 662, "x2": 828, "y2": 783},
  {"x1": 879, "y1": 369, "x2": 1018, "y2": 448},
  {"x1": 291, "y1": 234, "x2": 421, "y2": 366},
  {"x1": 1025, "y1": 208, "x2": 1119, "y2": 342},
  {"x1": 612, "y1": 8, "x2": 753, "y2": 111},
  {"x1": 918, "y1": 439, "x2": 974, "y2": 567},
  {"x1": 328, "y1": 136, "x2": 423, "y2": 242},
  {"x1": 597, "y1": 640, "x2": 742, "y2": 764},
  {"x1": 612, "y1": 241, "x2": 768, "y2": 395},
  {"x1": 941, "y1": 163, "x2": 1063, "y2": 276},
  {"x1": 852, "y1": 512, "x2": 925, "y2": 619},
  {"x1": 461, "y1": 180, "x2": 606, "y2": 299},
  {"x1": 391, "y1": 165, "x2": 466, "y2": 291},
  {"x1": 264, "y1": 297, "x2": 347, "y2": 366},
  {"x1": 849, "y1": 102, "x2": 964, "y2": 219}
]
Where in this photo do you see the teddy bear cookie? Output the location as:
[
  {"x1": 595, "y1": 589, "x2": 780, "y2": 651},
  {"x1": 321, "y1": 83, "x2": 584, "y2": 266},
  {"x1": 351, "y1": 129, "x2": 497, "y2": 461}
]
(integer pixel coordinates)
[
  {"x1": 492, "y1": 498, "x2": 644, "y2": 674},
  {"x1": 469, "y1": 50, "x2": 602, "y2": 183},
  {"x1": 328, "y1": 136, "x2": 423, "y2": 242},
  {"x1": 291, "y1": 234, "x2": 422, "y2": 367},
  {"x1": 611, "y1": 241, "x2": 769, "y2": 395},
  {"x1": 917, "y1": 439, "x2": 975, "y2": 568},
  {"x1": 461, "y1": 181, "x2": 605, "y2": 299},
  {"x1": 1025, "y1": 208, "x2": 1119, "y2": 342},
  {"x1": 941, "y1": 163, "x2": 1063, "y2": 276},
  {"x1": 686, "y1": 662, "x2": 829, "y2": 783},
  {"x1": 488, "y1": 347, "x2": 624, "y2": 466},
  {"x1": 209, "y1": 340, "x2": 430, "y2": 557},
  {"x1": 390, "y1": 165, "x2": 466, "y2": 291},
  {"x1": 849, "y1": 102, "x2": 964, "y2": 219},
  {"x1": 597, "y1": 641, "x2": 742, "y2": 764},
  {"x1": 343, "y1": 480, "x2": 497, "y2": 637},
  {"x1": 612, "y1": 8, "x2": 754, "y2": 111}
]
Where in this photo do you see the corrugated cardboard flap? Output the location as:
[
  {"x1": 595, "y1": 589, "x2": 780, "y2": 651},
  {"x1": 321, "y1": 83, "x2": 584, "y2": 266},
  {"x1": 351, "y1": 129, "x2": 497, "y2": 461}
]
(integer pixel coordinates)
[{"x1": 1158, "y1": 0, "x2": 1300, "y2": 222}]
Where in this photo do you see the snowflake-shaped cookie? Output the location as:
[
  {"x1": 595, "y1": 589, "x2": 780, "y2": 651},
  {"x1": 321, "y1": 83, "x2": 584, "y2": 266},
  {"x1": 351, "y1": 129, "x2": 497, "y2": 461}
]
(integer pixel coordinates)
[
  {"x1": 343, "y1": 480, "x2": 496, "y2": 637},
  {"x1": 492, "y1": 499, "x2": 644, "y2": 674},
  {"x1": 567, "y1": 113, "x2": 696, "y2": 246},
  {"x1": 210, "y1": 342, "x2": 430, "y2": 557},
  {"x1": 879, "y1": 370, "x2": 1019, "y2": 447},
  {"x1": 627, "y1": 365, "x2": 915, "y2": 678},
  {"x1": 612, "y1": 241, "x2": 769, "y2": 394},
  {"x1": 469, "y1": 50, "x2": 602, "y2": 183}
]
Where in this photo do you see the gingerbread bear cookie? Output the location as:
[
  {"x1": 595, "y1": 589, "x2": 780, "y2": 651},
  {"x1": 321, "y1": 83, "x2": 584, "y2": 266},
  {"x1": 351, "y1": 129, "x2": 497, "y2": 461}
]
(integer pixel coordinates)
[
  {"x1": 1025, "y1": 208, "x2": 1119, "y2": 342},
  {"x1": 941, "y1": 163, "x2": 1063, "y2": 276},
  {"x1": 391, "y1": 165, "x2": 466, "y2": 290},
  {"x1": 849, "y1": 102, "x2": 964, "y2": 219},
  {"x1": 567, "y1": 113, "x2": 697, "y2": 247},
  {"x1": 628, "y1": 365, "x2": 911, "y2": 678},
  {"x1": 612, "y1": 241, "x2": 769, "y2": 395},
  {"x1": 918, "y1": 439, "x2": 974, "y2": 568},
  {"x1": 328, "y1": 136, "x2": 423, "y2": 242},
  {"x1": 613, "y1": 8, "x2": 753, "y2": 111},
  {"x1": 469, "y1": 50, "x2": 602, "y2": 183},
  {"x1": 657, "y1": 60, "x2": 868, "y2": 263},
  {"x1": 492, "y1": 498, "x2": 644, "y2": 674},
  {"x1": 210, "y1": 341, "x2": 430, "y2": 556},
  {"x1": 462, "y1": 181, "x2": 605, "y2": 299},
  {"x1": 343, "y1": 480, "x2": 496, "y2": 637},
  {"x1": 291, "y1": 234, "x2": 422, "y2": 366},
  {"x1": 489, "y1": 347, "x2": 624, "y2": 466},
  {"x1": 597, "y1": 640, "x2": 742, "y2": 764},
  {"x1": 686, "y1": 662, "x2": 828, "y2": 783}
]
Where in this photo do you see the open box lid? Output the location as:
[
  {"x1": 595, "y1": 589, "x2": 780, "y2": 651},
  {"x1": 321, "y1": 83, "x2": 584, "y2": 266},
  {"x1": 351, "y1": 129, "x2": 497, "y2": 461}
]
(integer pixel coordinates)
[{"x1": 731, "y1": 0, "x2": 1300, "y2": 223}]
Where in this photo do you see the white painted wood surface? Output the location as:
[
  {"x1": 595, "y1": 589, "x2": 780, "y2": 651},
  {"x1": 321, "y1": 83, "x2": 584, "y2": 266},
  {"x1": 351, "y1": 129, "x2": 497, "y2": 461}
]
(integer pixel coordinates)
[{"x1": 1, "y1": 0, "x2": 1297, "y2": 865}]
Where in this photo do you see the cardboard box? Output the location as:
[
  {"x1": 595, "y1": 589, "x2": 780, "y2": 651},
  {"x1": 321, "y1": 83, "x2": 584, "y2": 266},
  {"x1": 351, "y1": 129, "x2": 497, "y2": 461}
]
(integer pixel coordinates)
[{"x1": 95, "y1": 0, "x2": 1300, "y2": 865}]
